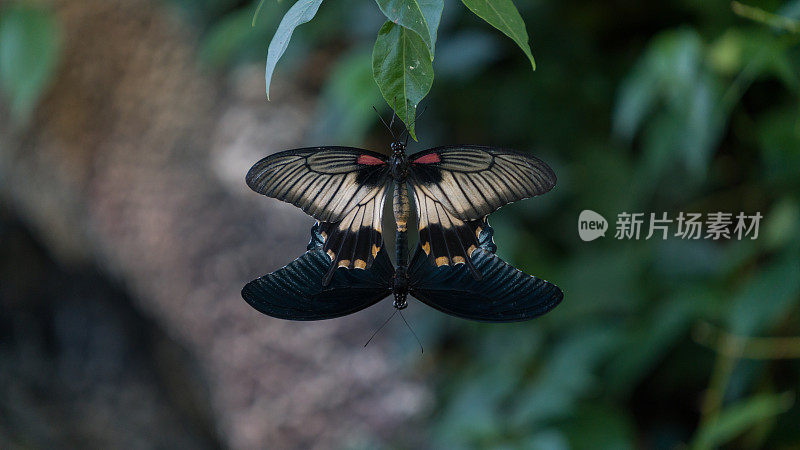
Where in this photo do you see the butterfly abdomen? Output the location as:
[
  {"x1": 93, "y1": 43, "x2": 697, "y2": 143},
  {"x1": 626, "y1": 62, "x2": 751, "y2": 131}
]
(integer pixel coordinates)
[{"x1": 393, "y1": 179, "x2": 411, "y2": 232}]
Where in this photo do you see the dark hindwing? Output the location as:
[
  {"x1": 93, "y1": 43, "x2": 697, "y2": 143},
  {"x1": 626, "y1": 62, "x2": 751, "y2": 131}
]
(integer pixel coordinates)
[
  {"x1": 318, "y1": 182, "x2": 387, "y2": 284},
  {"x1": 241, "y1": 224, "x2": 393, "y2": 321},
  {"x1": 408, "y1": 220, "x2": 563, "y2": 322},
  {"x1": 411, "y1": 183, "x2": 484, "y2": 277},
  {"x1": 246, "y1": 147, "x2": 390, "y2": 277}
]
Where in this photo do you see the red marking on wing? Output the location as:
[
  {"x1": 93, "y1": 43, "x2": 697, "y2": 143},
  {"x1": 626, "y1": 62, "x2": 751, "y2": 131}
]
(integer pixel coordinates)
[
  {"x1": 357, "y1": 154, "x2": 386, "y2": 166},
  {"x1": 412, "y1": 153, "x2": 441, "y2": 164}
]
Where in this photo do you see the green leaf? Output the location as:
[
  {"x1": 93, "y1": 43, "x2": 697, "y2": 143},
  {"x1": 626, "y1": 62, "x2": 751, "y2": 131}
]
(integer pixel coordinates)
[
  {"x1": 691, "y1": 393, "x2": 793, "y2": 450},
  {"x1": 374, "y1": 0, "x2": 443, "y2": 57},
  {"x1": 612, "y1": 60, "x2": 660, "y2": 141},
  {"x1": 265, "y1": 0, "x2": 323, "y2": 100},
  {"x1": 460, "y1": 0, "x2": 535, "y2": 69},
  {"x1": 0, "y1": 5, "x2": 60, "y2": 121},
  {"x1": 615, "y1": 29, "x2": 726, "y2": 176},
  {"x1": 418, "y1": 0, "x2": 444, "y2": 50},
  {"x1": 372, "y1": 21, "x2": 433, "y2": 141},
  {"x1": 727, "y1": 256, "x2": 800, "y2": 336},
  {"x1": 763, "y1": 198, "x2": 800, "y2": 251}
]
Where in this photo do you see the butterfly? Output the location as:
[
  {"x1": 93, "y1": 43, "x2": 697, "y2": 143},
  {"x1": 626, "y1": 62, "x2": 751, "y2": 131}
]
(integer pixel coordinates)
[{"x1": 242, "y1": 132, "x2": 563, "y2": 323}]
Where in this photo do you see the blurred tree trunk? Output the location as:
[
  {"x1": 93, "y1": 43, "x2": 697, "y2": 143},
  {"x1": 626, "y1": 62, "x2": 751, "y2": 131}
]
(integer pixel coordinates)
[{"x1": 0, "y1": 0, "x2": 427, "y2": 448}]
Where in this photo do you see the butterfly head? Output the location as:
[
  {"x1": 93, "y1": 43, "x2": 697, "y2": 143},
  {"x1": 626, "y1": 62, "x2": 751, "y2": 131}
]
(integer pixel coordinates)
[
  {"x1": 390, "y1": 140, "x2": 406, "y2": 157},
  {"x1": 390, "y1": 141, "x2": 409, "y2": 180},
  {"x1": 393, "y1": 293, "x2": 408, "y2": 310}
]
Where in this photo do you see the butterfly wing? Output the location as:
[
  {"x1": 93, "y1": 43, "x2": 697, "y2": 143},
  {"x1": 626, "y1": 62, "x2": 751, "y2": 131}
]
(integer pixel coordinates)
[
  {"x1": 407, "y1": 219, "x2": 563, "y2": 322},
  {"x1": 408, "y1": 145, "x2": 556, "y2": 272},
  {"x1": 408, "y1": 145, "x2": 557, "y2": 220},
  {"x1": 241, "y1": 223, "x2": 393, "y2": 321},
  {"x1": 246, "y1": 147, "x2": 390, "y2": 277},
  {"x1": 410, "y1": 186, "x2": 485, "y2": 277}
]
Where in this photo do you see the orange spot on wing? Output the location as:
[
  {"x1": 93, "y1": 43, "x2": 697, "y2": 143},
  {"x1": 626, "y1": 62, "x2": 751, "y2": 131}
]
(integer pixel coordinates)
[{"x1": 422, "y1": 242, "x2": 431, "y2": 254}]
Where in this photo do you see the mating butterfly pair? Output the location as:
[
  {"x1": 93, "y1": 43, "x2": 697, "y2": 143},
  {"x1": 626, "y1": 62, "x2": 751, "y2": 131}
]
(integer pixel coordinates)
[{"x1": 242, "y1": 139, "x2": 563, "y2": 322}]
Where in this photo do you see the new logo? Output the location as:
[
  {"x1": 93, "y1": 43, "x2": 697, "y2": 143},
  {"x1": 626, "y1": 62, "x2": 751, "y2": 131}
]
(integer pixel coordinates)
[{"x1": 578, "y1": 210, "x2": 608, "y2": 241}]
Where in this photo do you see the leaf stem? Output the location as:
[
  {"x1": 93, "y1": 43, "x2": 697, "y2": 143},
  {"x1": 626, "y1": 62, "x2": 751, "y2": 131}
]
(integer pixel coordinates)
[
  {"x1": 694, "y1": 321, "x2": 800, "y2": 359},
  {"x1": 731, "y1": 1, "x2": 800, "y2": 34},
  {"x1": 698, "y1": 325, "x2": 744, "y2": 427},
  {"x1": 252, "y1": 0, "x2": 267, "y2": 27}
]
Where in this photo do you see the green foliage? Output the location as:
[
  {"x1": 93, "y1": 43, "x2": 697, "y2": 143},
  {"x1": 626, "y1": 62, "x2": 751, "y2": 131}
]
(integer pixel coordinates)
[
  {"x1": 259, "y1": 0, "x2": 533, "y2": 137},
  {"x1": 264, "y1": 0, "x2": 323, "y2": 100},
  {"x1": 373, "y1": 0, "x2": 442, "y2": 57},
  {"x1": 372, "y1": 21, "x2": 433, "y2": 140},
  {"x1": 613, "y1": 29, "x2": 725, "y2": 177},
  {"x1": 727, "y1": 256, "x2": 800, "y2": 336},
  {"x1": 690, "y1": 393, "x2": 794, "y2": 449},
  {"x1": 0, "y1": 4, "x2": 60, "y2": 121},
  {"x1": 459, "y1": 0, "x2": 535, "y2": 69}
]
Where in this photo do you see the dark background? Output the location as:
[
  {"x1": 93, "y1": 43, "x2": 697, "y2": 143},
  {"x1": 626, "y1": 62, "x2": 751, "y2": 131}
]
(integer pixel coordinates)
[{"x1": 1, "y1": 0, "x2": 799, "y2": 448}]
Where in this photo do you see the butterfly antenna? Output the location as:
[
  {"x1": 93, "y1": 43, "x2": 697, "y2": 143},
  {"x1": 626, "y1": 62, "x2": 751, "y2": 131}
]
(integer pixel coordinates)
[
  {"x1": 389, "y1": 97, "x2": 397, "y2": 130},
  {"x1": 364, "y1": 309, "x2": 397, "y2": 348},
  {"x1": 372, "y1": 105, "x2": 396, "y2": 140},
  {"x1": 415, "y1": 105, "x2": 429, "y2": 123},
  {"x1": 399, "y1": 310, "x2": 424, "y2": 354}
]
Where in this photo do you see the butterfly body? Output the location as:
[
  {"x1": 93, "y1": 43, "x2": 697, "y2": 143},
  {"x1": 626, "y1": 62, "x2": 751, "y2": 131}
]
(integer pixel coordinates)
[
  {"x1": 243, "y1": 139, "x2": 564, "y2": 322},
  {"x1": 389, "y1": 141, "x2": 410, "y2": 180},
  {"x1": 371, "y1": 140, "x2": 414, "y2": 310},
  {"x1": 389, "y1": 141, "x2": 412, "y2": 233},
  {"x1": 391, "y1": 177, "x2": 411, "y2": 312},
  {"x1": 391, "y1": 265, "x2": 410, "y2": 310}
]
